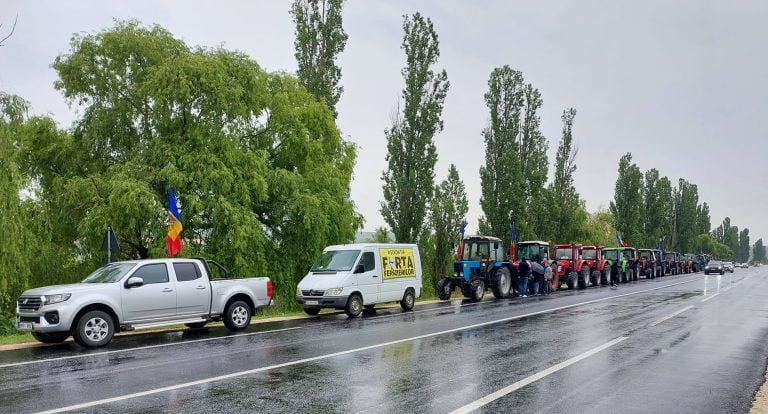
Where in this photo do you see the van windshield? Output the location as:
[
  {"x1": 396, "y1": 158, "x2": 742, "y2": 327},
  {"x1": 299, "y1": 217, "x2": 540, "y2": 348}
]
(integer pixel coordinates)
[
  {"x1": 82, "y1": 263, "x2": 136, "y2": 283},
  {"x1": 311, "y1": 250, "x2": 361, "y2": 272}
]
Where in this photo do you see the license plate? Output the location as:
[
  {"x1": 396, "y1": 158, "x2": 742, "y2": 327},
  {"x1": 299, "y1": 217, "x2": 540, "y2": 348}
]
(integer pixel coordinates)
[
  {"x1": 17, "y1": 322, "x2": 32, "y2": 330},
  {"x1": 305, "y1": 300, "x2": 319, "y2": 305}
]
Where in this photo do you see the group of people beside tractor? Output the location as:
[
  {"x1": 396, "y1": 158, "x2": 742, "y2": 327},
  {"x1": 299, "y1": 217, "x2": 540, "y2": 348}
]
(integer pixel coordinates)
[{"x1": 436, "y1": 236, "x2": 712, "y2": 302}]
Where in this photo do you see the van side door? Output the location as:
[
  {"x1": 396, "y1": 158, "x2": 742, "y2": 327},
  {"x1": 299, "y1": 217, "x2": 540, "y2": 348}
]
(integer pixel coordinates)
[
  {"x1": 172, "y1": 261, "x2": 210, "y2": 317},
  {"x1": 355, "y1": 251, "x2": 380, "y2": 304}
]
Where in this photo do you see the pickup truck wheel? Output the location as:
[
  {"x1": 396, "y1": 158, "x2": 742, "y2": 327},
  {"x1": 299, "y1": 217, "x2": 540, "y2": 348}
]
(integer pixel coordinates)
[
  {"x1": 400, "y1": 288, "x2": 415, "y2": 311},
  {"x1": 303, "y1": 308, "x2": 321, "y2": 316},
  {"x1": 32, "y1": 331, "x2": 69, "y2": 344},
  {"x1": 224, "y1": 300, "x2": 251, "y2": 331},
  {"x1": 185, "y1": 322, "x2": 208, "y2": 329},
  {"x1": 345, "y1": 294, "x2": 363, "y2": 318},
  {"x1": 73, "y1": 310, "x2": 114, "y2": 348}
]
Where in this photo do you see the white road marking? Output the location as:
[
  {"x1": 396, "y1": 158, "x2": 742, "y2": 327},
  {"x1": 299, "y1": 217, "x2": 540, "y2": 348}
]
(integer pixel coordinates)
[
  {"x1": 701, "y1": 292, "x2": 720, "y2": 302},
  {"x1": 35, "y1": 277, "x2": 702, "y2": 414},
  {"x1": 448, "y1": 336, "x2": 629, "y2": 414},
  {"x1": 648, "y1": 305, "x2": 694, "y2": 327},
  {"x1": 0, "y1": 327, "x2": 302, "y2": 369}
]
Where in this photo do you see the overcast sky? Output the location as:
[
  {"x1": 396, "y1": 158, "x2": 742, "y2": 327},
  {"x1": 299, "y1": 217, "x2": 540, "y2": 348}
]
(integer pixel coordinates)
[{"x1": 1, "y1": 0, "x2": 766, "y2": 245}]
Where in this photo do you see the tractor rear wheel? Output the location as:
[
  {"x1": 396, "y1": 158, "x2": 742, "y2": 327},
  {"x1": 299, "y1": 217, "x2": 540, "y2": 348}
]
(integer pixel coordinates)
[
  {"x1": 567, "y1": 271, "x2": 577, "y2": 290},
  {"x1": 591, "y1": 269, "x2": 600, "y2": 286},
  {"x1": 491, "y1": 267, "x2": 511, "y2": 299},
  {"x1": 437, "y1": 278, "x2": 453, "y2": 301},
  {"x1": 602, "y1": 266, "x2": 611, "y2": 285},
  {"x1": 461, "y1": 284, "x2": 472, "y2": 298},
  {"x1": 470, "y1": 279, "x2": 485, "y2": 302},
  {"x1": 578, "y1": 268, "x2": 590, "y2": 289}
]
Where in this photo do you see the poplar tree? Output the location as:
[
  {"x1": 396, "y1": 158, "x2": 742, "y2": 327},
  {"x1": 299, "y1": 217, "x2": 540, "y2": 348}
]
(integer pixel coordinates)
[
  {"x1": 549, "y1": 108, "x2": 580, "y2": 242},
  {"x1": 291, "y1": 0, "x2": 348, "y2": 118},
  {"x1": 739, "y1": 228, "x2": 750, "y2": 263},
  {"x1": 381, "y1": 12, "x2": 449, "y2": 243},
  {"x1": 610, "y1": 153, "x2": 644, "y2": 246},
  {"x1": 430, "y1": 164, "x2": 468, "y2": 285},
  {"x1": 753, "y1": 239, "x2": 766, "y2": 263}
]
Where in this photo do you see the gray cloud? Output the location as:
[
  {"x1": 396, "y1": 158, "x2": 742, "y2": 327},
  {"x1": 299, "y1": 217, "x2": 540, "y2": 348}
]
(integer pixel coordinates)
[{"x1": 1, "y1": 0, "x2": 765, "y2": 244}]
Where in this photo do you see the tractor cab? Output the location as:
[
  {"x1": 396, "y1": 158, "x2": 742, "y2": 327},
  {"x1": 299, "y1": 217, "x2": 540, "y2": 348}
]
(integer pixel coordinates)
[
  {"x1": 513, "y1": 241, "x2": 550, "y2": 264},
  {"x1": 437, "y1": 236, "x2": 512, "y2": 302},
  {"x1": 455, "y1": 236, "x2": 505, "y2": 280}
]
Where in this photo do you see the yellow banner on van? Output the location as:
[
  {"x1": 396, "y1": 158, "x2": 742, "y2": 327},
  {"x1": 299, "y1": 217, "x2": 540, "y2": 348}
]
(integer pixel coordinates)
[{"x1": 380, "y1": 248, "x2": 416, "y2": 279}]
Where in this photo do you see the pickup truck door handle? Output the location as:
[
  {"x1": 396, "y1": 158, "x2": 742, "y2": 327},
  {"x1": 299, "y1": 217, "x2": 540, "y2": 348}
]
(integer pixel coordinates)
[
  {"x1": 161, "y1": 288, "x2": 174, "y2": 293},
  {"x1": 195, "y1": 286, "x2": 206, "y2": 290},
  {"x1": 372, "y1": 275, "x2": 379, "y2": 278}
]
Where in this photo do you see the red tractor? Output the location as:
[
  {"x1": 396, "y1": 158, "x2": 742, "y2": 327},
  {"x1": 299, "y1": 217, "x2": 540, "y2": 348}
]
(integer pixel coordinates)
[
  {"x1": 553, "y1": 243, "x2": 592, "y2": 289},
  {"x1": 637, "y1": 249, "x2": 660, "y2": 279},
  {"x1": 581, "y1": 245, "x2": 610, "y2": 286}
]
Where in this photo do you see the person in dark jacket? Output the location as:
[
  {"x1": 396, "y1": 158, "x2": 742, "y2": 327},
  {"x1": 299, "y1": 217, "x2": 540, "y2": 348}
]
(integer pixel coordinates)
[
  {"x1": 610, "y1": 258, "x2": 620, "y2": 287},
  {"x1": 518, "y1": 257, "x2": 531, "y2": 297}
]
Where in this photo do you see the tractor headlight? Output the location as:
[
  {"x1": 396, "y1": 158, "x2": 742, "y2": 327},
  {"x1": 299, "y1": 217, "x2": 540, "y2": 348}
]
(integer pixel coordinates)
[
  {"x1": 455, "y1": 271, "x2": 460, "y2": 277},
  {"x1": 325, "y1": 288, "x2": 344, "y2": 296},
  {"x1": 41, "y1": 293, "x2": 71, "y2": 305}
]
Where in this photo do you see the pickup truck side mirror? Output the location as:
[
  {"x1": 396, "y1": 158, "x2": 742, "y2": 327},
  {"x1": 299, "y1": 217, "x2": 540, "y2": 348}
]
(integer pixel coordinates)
[
  {"x1": 125, "y1": 276, "x2": 144, "y2": 288},
  {"x1": 355, "y1": 264, "x2": 366, "y2": 274}
]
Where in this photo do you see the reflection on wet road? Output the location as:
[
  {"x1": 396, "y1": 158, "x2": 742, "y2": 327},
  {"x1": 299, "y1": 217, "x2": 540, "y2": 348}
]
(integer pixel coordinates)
[{"x1": 1, "y1": 268, "x2": 766, "y2": 413}]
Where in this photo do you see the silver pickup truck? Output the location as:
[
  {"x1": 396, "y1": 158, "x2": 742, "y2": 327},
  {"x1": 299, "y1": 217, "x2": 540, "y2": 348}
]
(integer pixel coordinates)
[{"x1": 16, "y1": 258, "x2": 273, "y2": 347}]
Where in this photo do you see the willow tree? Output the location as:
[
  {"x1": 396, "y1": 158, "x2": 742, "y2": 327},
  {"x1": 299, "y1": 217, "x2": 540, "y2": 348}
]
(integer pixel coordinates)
[{"x1": 27, "y1": 21, "x2": 360, "y2": 304}]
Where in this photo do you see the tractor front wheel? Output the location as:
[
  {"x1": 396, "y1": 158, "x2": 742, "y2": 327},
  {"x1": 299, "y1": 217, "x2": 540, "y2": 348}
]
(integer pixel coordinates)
[
  {"x1": 437, "y1": 278, "x2": 453, "y2": 301},
  {"x1": 470, "y1": 279, "x2": 485, "y2": 302},
  {"x1": 578, "y1": 268, "x2": 590, "y2": 289}
]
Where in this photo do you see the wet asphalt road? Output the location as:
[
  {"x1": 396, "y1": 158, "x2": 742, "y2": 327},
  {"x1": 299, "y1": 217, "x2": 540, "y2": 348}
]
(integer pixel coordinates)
[{"x1": 2, "y1": 268, "x2": 767, "y2": 413}]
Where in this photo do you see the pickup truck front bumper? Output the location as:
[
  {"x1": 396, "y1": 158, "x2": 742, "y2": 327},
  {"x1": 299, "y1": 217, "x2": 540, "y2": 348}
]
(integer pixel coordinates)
[
  {"x1": 15, "y1": 301, "x2": 75, "y2": 333},
  {"x1": 296, "y1": 295, "x2": 347, "y2": 309}
]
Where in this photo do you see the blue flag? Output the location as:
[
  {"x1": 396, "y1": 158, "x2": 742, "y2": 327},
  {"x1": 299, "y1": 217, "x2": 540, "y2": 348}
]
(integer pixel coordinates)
[{"x1": 510, "y1": 222, "x2": 517, "y2": 242}]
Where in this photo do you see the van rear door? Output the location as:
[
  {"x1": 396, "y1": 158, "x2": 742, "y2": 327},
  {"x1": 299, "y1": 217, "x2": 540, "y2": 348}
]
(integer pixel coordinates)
[{"x1": 355, "y1": 251, "x2": 380, "y2": 304}]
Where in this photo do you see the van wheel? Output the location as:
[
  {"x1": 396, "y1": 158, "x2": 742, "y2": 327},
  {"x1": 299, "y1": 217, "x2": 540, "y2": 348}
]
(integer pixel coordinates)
[
  {"x1": 73, "y1": 310, "x2": 114, "y2": 348},
  {"x1": 185, "y1": 322, "x2": 208, "y2": 329},
  {"x1": 303, "y1": 308, "x2": 321, "y2": 316},
  {"x1": 345, "y1": 294, "x2": 363, "y2": 317},
  {"x1": 32, "y1": 331, "x2": 69, "y2": 344},
  {"x1": 224, "y1": 300, "x2": 251, "y2": 331},
  {"x1": 400, "y1": 288, "x2": 415, "y2": 311}
]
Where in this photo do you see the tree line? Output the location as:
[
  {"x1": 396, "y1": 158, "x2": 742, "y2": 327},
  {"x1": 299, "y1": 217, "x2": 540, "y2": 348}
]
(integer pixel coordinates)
[{"x1": 0, "y1": 2, "x2": 763, "y2": 333}]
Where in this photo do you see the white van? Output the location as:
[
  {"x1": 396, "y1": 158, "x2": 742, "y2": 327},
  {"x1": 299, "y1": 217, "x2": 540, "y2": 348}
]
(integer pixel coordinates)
[{"x1": 296, "y1": 243, "x2": 422, "y2": 317}]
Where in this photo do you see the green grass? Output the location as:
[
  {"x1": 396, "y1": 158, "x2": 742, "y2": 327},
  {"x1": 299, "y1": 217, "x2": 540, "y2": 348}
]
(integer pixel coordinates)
[{"x1": 0, "y1": 295, "x2": 454, "y2": 347}]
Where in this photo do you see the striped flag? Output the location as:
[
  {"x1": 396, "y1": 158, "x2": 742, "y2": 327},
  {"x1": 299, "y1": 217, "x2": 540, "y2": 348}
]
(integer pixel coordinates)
[{"x1": 166, "y1": 188, "x2": 183, "y2": 257}]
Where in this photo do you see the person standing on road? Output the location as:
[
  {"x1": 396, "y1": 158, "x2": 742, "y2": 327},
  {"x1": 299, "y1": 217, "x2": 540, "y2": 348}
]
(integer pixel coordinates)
[
  {"x1": 543, "y1": 257, "x2": 553, "y2": 294},
  {"x1": 610, "y1": 258, "x2": 620, "y2": 287},
  {"x1": 518, "y1": 257, "x2": 531, "y2": 297}
]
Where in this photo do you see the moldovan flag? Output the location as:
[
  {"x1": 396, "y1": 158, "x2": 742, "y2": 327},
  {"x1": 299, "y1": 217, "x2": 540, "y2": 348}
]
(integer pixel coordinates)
[{"x1": 166, "y1": 188, "x2": 183, "y2": 257}]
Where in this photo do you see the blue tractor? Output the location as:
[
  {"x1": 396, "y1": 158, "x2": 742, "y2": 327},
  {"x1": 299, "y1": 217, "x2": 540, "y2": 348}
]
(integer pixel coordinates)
[{"x1": 436, "y1": 236, "x2": 512, "y2": 302}]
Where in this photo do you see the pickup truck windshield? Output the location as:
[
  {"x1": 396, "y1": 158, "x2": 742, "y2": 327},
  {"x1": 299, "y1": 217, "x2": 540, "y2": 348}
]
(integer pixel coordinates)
[
  {"x1": 311, "y1": 250, "x2": 361, "y2": 272},
  {"x1": 81, "y1": 263, "x2": 136, "y2": 283}
]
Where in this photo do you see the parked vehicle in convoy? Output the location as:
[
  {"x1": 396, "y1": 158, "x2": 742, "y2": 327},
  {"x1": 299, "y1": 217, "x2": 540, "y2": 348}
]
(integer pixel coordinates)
[
  {"x1": 705, "y1": 260, "x2": 725, "y2": 275},
  {"x1": 603, "y1": 247, "x2": 640, "y2": 282},
  {"x1": 436, "y1": 236, "x2": 511, "y2": 302},
  {"x1": 723, "y1": 261, "x2": 735, "y2": 273},
  {"x1": 553, "y1": 243, "x2": 592, "y2": 289},
  {"x1": 637, "y1": 249, "x2": 661, "y2": 279},
  {"x1": 662, "y1": 251, "x2": 681, "y2": 275},
  {"x1": 581, "y1": 245, "x2": 610, "y2": 286},
  {"x1": 16, "y1": 258, "x2": 273, "y2": 347},
  {"x1": 511, "y1": 241, "x2": 551, "y2": 293},
  {"x1": 297, "y1": 243, "x2": 422, "y2": 317},
  {"x1": 682, "y1": 254, "x2": 698, "y2": 273}
]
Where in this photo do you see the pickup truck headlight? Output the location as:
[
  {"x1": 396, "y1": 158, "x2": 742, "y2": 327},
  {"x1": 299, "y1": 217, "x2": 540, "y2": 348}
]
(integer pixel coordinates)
[
  {"x1": 41, "y1": 293, "x2": 71, "y2": 305},
  {"x1": 296, "y1": 287, "x2": 302, "y2": 296},
  {"x1": 325, "y1": 288, "x2": 344, "y2": 296}
]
